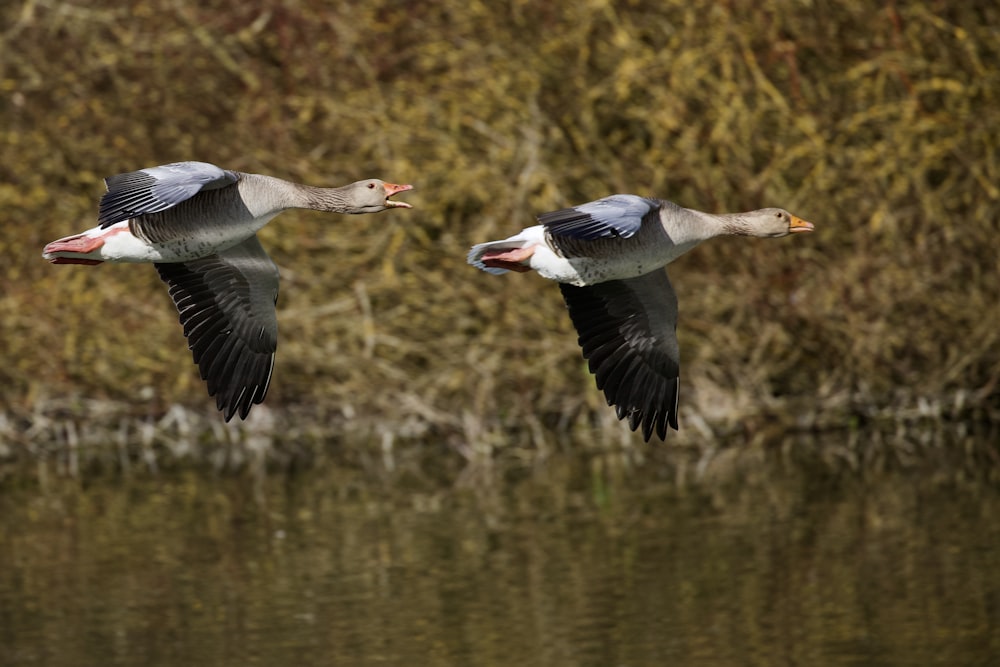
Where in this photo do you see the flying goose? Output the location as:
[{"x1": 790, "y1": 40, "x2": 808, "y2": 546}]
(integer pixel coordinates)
[
  {"x1": 468, "y1": 194, "x2": 813, "y2": 441},
  {"x1": 43, "y1": 161, "x2": 413, "y2": 421}
]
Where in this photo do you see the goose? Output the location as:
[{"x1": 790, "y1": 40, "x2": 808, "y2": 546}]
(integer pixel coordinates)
[
  {"x1": 468, "y1": 194, "x2": 814, "y2": 441},
  {"x1": 43, "y1": 161, "x2": 413, "y2": 421}
]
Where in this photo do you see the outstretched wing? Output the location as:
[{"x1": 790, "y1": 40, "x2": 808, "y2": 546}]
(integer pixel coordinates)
[
  {"x1": 538, "y1": 194, "x2": 659, "y2": 241},
  {"x1": 154, "y1": 236, "x2": 279, "y2": 421},
  {"x1": 559, "y1": 269, "x2": 680, "y2": 441},
  {"x1": 99, "y1": 161, "x2": 239, "y2": 228}
]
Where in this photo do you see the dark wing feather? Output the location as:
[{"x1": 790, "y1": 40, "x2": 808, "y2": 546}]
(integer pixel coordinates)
[
  {"x1": 559, "y1": 270, "x2": 680, "y2": 441},
  {"x1": 99, "y1": 161, "x2": 238, "y2": 228},
  {"x1": 154, "y1": 236, "x2": 279, "y2": 421},
  {"x1": 539, "y1": 194, "x2": 658, "y2": 241}
]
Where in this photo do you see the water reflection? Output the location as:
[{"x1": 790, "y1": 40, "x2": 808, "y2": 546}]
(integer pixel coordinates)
[{"x1": 0, "y1": 443, "x2": 998, "y2": 666}]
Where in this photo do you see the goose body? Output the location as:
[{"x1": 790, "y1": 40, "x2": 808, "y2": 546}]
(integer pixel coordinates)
[
  {"x1": 468, "y1": 194, "x2": 813, "y2": 441},
  {"x1": 43, "y1": 161, "x2": 413, "y2": 421}
]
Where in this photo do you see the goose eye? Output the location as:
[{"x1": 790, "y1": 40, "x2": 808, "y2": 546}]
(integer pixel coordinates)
[{"x1": 367, "y1": 183, "x2": 376, "y2": 189}]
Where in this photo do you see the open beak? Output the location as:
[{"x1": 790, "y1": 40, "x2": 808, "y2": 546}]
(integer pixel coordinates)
[
  {"x1": 384, "y1": 182, "x2": 414, "y2": 208},
  {"x1": 789, "y1": 214, "x2": 814, "y2": 233}
]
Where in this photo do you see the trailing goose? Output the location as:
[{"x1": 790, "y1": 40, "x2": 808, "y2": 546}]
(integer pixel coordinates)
[
  {"x1": 43, "y1": 161, "x2": 413, "y2": 421},
  {"x1": 468, "y1": 194, "x2": 813, "y2": 441}
]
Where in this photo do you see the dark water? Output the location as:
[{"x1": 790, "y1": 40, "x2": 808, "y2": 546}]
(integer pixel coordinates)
[{"x1": 1, "y1": 446, "x2": 998, "y2": 666}]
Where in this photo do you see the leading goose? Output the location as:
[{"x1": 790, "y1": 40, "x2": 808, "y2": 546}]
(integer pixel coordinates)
[
  {"x1": 43, "y1": 161, "x2": 413, "y2": 421},
  {"x1": 468, "y1": 194, "x2": 814, "y2": 441}
]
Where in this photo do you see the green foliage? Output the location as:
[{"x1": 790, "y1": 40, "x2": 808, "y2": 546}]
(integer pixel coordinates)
[{"x1": 2, "y1": 1, "x2": 999, "y2": 449}]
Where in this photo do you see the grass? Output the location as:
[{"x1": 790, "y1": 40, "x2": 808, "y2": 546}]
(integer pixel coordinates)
[{"x1": 2, "y1": 1, "x2": 999, "y2": 473}]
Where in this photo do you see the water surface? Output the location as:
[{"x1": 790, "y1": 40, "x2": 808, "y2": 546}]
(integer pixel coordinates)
[{"x1": 1, "y1": 445, "x2": 997, "y2": 666}]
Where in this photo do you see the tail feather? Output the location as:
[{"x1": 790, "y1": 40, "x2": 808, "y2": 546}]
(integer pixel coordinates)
[
  {"x1": 467, "y1": 229, "x2": 538, "y2": 274},
  {"x1": 467, "y1": 240, "x2": 523, "y2": 275},
  {"x1": 42, "y1": 231, "x2": 105, "y2": 263}
]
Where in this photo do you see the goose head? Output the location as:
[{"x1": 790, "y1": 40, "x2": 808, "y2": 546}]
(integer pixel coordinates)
[
  {"x1": 346, "y1": 179, "x2": 414, "y2": 213},
  {"x1": 734, "y1": 208, "x2": 814, "y2": 237}
]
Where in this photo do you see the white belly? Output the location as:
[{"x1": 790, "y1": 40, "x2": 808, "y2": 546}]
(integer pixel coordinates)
[{"x1": 530, "y1": 237, "x2": 702, "y2": 286}]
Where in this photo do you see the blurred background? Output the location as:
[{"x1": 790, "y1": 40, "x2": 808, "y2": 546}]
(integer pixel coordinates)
[
  {"x1": 2, "y1": 0, "x2": 999, "y2": 463},
  {"x1": 1, "y1": 2, "x2": 999, "y2": 665}
]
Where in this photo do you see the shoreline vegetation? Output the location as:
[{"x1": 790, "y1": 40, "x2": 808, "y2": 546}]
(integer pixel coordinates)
[
  {"x1": 3, "y1": 2, "x2": 999, "y2": 479},
  {"x1": 1, "y1": 396, "x2": 997, "y2": 484}
]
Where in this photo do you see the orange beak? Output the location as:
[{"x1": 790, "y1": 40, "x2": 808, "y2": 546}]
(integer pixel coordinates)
[
  {"x1": 383, "y1": 182, "x2": 414, "y2": 208},
  {"x1": 789, "y1": 214, "x2": 814, "y2": 233}
]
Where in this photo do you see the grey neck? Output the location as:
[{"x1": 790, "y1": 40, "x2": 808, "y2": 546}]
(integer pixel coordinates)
[
  {"x1": 667, "y1": 206, "x2": 740, "y2": 244},
  {"x1": 237, "y1": 174, "x2": 367, "y2": 215},
  {"x1": 299, "y1": 184, "x2": 365, "y2": 213}
]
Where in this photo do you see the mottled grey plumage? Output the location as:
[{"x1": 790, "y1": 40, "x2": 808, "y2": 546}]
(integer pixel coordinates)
[
  {"x1": 44, "y1": 160, "x2": 413, "y2": 422},
  {"x1": 155, "y1": 237, "x2": 279, "y2": 421},
  {"x1": 468, "y1": 193, "x2": 813, "y2": 441},
  {"x1": 539, "y1": 194, "x2": 658, "y2": 240},
  {"x1": 99, "y1": 162, "x2": 239, "y2": 228},
  {"x1": 560, "y1": 270, "x2": 680, "y2": 441}
]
